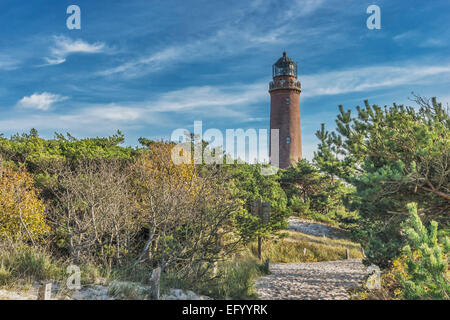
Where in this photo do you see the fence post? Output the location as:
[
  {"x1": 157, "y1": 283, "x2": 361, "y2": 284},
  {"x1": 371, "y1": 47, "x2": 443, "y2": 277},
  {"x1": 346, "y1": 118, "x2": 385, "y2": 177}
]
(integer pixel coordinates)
[
  {"x1": 149, "y1": 267, "x2": 161, "y2": 300},
  {"x1": 260, "y1": 202, "x2": 271, "y2": 261},
  {"x1": 346, "y1": 248, "x2": 350, "y2": 259},
  {"x1": 257, "y1": 236, "x2": 262, "y2": 261},
  {"x1": 37, "y1": 282, "x2": 52, "y2": 300},
  {"x1": 251, "y1": 199, "x2": 271, "y2": 262}
]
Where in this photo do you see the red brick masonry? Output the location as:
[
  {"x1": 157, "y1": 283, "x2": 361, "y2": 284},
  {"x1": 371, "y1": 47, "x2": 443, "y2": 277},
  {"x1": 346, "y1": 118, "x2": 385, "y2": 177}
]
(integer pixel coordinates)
[{"x1": 269, "y1": 75, "x2": 302, "y2": 169}]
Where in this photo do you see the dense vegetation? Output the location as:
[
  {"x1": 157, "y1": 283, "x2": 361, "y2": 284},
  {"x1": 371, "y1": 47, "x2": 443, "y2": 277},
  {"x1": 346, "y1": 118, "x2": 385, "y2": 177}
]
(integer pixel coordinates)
[
  {"x1": 0, "y1": 96, "x2": 448, "y2": 299},
  {"x1": 0, "y1": 131, "x2": 291, "y2": 298},
  {"x1": 315, "y1": 96, "x2": 449, "y2": 299},
  {"x1": 280, "y1": 159, "x2": 356, "y2": 226}
]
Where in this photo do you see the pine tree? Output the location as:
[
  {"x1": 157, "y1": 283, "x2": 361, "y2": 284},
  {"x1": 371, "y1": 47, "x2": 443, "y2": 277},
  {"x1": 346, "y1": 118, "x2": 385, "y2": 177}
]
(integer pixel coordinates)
[
  {"x1": 399, "y1": 203, "x2": 449, "y2": 300},
  {"x1": 314, "y1": 97, "x2": 449, "y2": 267}
]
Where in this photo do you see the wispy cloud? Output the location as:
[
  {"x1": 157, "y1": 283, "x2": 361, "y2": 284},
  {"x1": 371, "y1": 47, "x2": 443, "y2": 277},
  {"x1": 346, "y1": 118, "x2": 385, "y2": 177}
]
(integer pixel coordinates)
[
  {"x1": 4, "y1": 80, "x2": 268, "y2": 138},
  {"x1": 98, "y1": 24, "x2": 306, "y2": 78},
  {"x1": 286, "y1": 0, "x2": 325, "y2": 19},
  {"x1": 98, "y1": 46, "x2": 180, "y2": 77},
  {"x1": 302, "y1": 63, "x2": 450, "y2": 98},
  {"x1": 248, "y1": 0, "x2": 325, "y2": 19},
  {"x1": 393, "y1": 31, "x2": 448, "y2": 48},
  {"x1": 98, "y1": 0, "x2": 332, "y2": 79},
  {"x1": 84, "y1": 104, "x2": 143, "y2": 122},
  {"x1": 0, "y1": 54, "x2": 19, "y2": 70},
  {"x1": 17, "y1": 92, "x2": 68, "y2": 111},
  {"x1": 148, "y1": 83, "x2": 266, "y2": 112},
  {"x1": 43, "y1": 36, "x2": 106, "y2": 66}
]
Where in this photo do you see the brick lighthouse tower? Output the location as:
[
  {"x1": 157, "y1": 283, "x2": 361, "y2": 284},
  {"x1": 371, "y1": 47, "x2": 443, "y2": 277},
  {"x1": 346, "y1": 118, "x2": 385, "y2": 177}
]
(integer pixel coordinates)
[{"x1": 269, "y1": 52, "x2": 302, "y2": 169}]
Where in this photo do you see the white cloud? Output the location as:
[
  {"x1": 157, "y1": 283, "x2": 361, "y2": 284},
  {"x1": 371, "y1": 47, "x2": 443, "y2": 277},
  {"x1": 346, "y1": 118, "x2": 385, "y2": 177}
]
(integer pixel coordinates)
[
  {"x1": 301, "y1": 64, "x2": 450, "y2": 98},
  {"x1": 84, "y1": 105, "x2": 143, "y2": 122},
  {"x1": 393, "y1": 31, "x2": 416, "y2": 42},
  {"x1": 44, "y1": 36, "x2": 106, "y2": 65},
  {"x1": 148, "y1": 83, "x2": 266, "y2": 112},
  {"x1": 393, "y1": 31, "x2": 447, "y2": 48},
  {"x1": 44, "y1": 57, "x2": 66, "y2": 65},
  {"x1": 286, "y1": 0, "x2": 325, "y2": 19},
  {"x1": 4, "y1": 80, "x2": 268, "y2": 139},
  {"x1": 419, "y1": 38, "x2": 446, "y2": 48},
  {"x1": 99, "y1": 46, "x2": 180, "y2": 77},
  {"x1": 98, "y1": 27, "x2": 276, "y2": 78},
  {"x1": 0, "y1": 104, "x2": 156, "y2": 137},
  {"x1": 98, "y1": 11, "x2": 334, "y2": 79},
  {"x1": 0, "y1": 54, "x2": 19, "y2": 70},
  {"x1": 17, "y1": 92, "x2": 68, "y2": 111}
]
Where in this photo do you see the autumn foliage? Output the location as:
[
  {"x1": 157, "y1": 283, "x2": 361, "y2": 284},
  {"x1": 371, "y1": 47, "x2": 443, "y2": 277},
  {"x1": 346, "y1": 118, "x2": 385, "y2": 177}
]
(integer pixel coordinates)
[{"x1": 0, "y1": 164, "x2": 49, "y2": 243}]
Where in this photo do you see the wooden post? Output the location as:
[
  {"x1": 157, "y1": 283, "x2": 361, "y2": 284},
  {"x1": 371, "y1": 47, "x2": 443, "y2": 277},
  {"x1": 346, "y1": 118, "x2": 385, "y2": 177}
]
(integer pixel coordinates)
[
  {"x1": 252, "y1": 199, "x2": 271, "y2": 262},
  {"x1": 213, "y1": 261, "x2": 218, "y2": 277},
  {"x1": 303, "y1": 248, "x2": 307, "y2": 255},
  {"x1": 252, "y1": 199, "x2": 262, "y2": 261},
  {"x1": 37, "y1": 282, "x2": 52, "y2": 300},
  {"x1": 149, "y1": 267, "x2": 161, "y2": 300},
  {"x1": 260, "y1": 202, "x2": 271, "y2": 261},
  {"x1": 257, "y1": 236, "x2": 262, "y2": 261},
  {"x1": 346, "y1": 248, "x2": 350, "y2": 259},
  {"x1": 263, "y1": 258, "x2": 270, "y2": 273}
]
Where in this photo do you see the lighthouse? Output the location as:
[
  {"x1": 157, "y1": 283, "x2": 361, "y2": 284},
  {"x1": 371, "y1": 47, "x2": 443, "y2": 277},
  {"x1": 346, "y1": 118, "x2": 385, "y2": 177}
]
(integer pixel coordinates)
[{"x1": 269, "y1": 52, "x2": 302, "y2": 169}]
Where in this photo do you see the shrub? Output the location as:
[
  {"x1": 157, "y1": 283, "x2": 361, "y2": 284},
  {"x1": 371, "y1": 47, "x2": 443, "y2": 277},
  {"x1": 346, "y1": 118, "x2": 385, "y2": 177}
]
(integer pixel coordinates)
[
  {"x1": 396, "y1": 203, "x2": 449, "y2": 299},
  {"x1": 47, "y1": 158, "x2": 139, "y2": 266},
  {"x1": 0, "y1": 165, "x2": 49, "y2": 243},
  {"x1": 133, "y1": 142, "x2": 247, "y2": 283},
  {"x1": 280, "y1": 159, "x2": 355, "y2": 227},
  {"x1": 0, "y1": 245, "x2": 64, "y2": 286},
  {"x1": 203, "y1": 254, "x2": 268, "y2": 299},
  {"x1": 314, "y1": 97, "x2": 450, "y2": 268}
]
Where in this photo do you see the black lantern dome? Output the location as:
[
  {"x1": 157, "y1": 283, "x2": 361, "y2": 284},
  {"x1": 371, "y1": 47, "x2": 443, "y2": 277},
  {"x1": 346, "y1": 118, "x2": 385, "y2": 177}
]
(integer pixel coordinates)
[{"x1": 272, "y1": 52, "x2": 297, "y2": 78}]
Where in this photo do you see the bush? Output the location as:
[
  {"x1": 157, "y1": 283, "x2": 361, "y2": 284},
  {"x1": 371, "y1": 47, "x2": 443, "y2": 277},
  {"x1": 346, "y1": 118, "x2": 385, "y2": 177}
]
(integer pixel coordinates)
[
  {"x1": 314, "y1": 97, "x2": 450, "y2": 268},
  {"x1": 203, "y1": 254, "x2": 268, "y2": 299},
  {"x1": 0, "y1": 245, "x2": 64, "y2": 286},
  {"x1": 159, "y1": 253, "x2": 268, "y2": 300},
  {"x1": 281, "y1": 159, "x2": 355, "y2": 227},
  {"x1": 133, "y1": 142, "x2": 248, "y2": 284},
  {"x1": 0, "y1": 165, "x2": 49, "y2": 243},
  {"x1": 47, "y1": 158, "x2": 139, "y2": 267},
  {"x1": 396, "y1": 203, "x2": 449, "y2": 299}
]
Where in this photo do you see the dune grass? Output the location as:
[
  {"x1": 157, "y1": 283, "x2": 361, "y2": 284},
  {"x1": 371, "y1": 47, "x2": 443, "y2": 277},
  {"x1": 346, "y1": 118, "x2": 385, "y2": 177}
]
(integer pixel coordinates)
[
  {"x1": 0, "y1": 245, "x2": 65, "y2": 288},
  {"x1": 160, "y1": 252, "x2": 270, "y2": 300},
  {"x1": 249, "y1": 230, "x2": 363, "y2": 263}
]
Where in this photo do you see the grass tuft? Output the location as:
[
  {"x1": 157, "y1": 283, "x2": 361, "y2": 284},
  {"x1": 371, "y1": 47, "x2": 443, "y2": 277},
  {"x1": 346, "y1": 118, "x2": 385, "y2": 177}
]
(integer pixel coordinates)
[
  {"x1": 250, "y1": 231, "x2": 363, "y2": 263},
  {"x1": 0, "y1": 245, "x2": 64, "y2": 286}
]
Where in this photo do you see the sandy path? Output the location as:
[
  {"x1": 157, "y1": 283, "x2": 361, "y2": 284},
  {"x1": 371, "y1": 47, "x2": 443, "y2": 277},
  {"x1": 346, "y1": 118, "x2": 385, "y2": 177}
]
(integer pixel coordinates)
[
  {"x1": 256, "y1": 218, "x2": 366, "y2": 300},
  {"x1": 256, "y1": 259, "x2": 367, "y2": 300}
]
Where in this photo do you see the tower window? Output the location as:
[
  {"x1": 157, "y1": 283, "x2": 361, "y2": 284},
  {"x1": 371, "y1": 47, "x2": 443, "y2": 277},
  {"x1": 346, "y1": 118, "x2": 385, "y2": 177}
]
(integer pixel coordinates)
[
  {"x1": 286, "y1": 98, "x2": 290, "y2": 104},
  {"x1": 286, "y1": 137, "x2": 291, "y2": 144}
]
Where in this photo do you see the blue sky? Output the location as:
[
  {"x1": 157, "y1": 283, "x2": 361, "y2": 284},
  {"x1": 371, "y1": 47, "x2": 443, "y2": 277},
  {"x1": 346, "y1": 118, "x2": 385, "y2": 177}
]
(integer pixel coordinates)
[{"x1": 0, "y1": 0, "x2": 449, "y2": 160}]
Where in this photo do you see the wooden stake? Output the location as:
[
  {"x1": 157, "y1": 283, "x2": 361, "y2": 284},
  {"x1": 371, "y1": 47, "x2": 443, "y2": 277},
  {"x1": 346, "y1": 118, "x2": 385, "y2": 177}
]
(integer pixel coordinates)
[
  {"x1": 149, "y1": 267, "x2": 161, "y2": 300},
  {"x1": 37, "y1": 283, "x2": 52, "y2": 300},
  {"x1": 258, "y1": 236, "x2": 262, "y2": 261}
]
